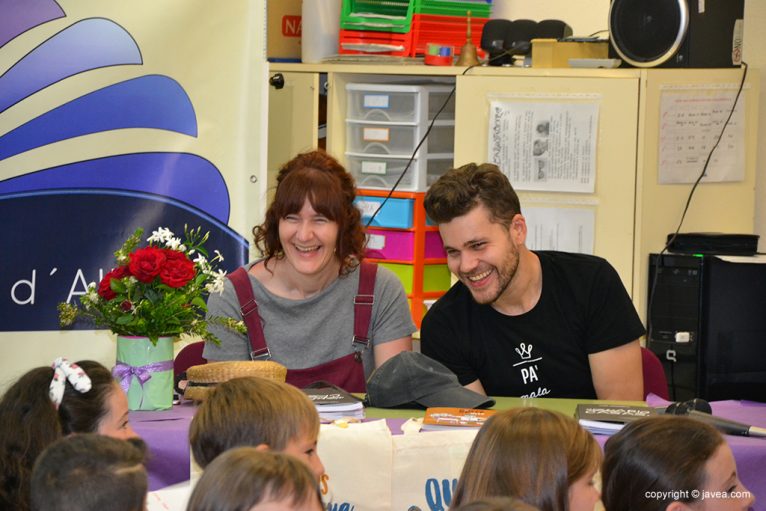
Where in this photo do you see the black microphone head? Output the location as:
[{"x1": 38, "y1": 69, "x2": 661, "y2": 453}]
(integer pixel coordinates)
[
  {"x1": 537, "y1": 19, "x2": 574, "y2": 39},
  {"x1": 686, "y1": 398, "x2": 712, "y2": 414},
  {"x1": 665, "y1": 401, "x2": 688, "y2": 415},
  {"x1": 506, "y1": 19, "x2": 538, "y2": 56},
  {"x1": 481, "y1": 19, "x2": 514, "y2": 66},
  {"x1": 665, "y1": 398, "x2": 713, "y2": 415}
]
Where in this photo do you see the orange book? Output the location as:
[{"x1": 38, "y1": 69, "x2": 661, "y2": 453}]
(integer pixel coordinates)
[{"x1": 422, "y1": 407, "x2": 497, "y2": 431}]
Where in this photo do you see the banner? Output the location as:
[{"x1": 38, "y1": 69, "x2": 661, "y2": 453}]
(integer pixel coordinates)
[{"x1": 0, "y1": 0, "x2": 267, "y2": 333}]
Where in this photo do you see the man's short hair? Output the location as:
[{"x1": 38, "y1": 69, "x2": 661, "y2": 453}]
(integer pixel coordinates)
[
  {"x1": 424, "y1": 163, "x2": 521, "y2": 227},
  {"x1": 31, "y1": 434, "x2": 147, "y2": 511},
  {"x1": 189, "y1": 376, "x2": 319, "y2": 468}
]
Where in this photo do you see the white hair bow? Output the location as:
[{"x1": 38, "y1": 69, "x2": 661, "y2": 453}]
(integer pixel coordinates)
[{"x1": 49, "y1": 357, "x2": 92, "y2": 409}]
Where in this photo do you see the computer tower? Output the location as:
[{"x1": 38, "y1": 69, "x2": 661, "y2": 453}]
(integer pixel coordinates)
[{"x1": 647, "y1": 253, "x2": 766, "y2": 402}]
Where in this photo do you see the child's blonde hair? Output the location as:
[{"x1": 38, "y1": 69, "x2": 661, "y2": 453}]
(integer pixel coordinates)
[
  {"x1": 189, "y1": 377, "x2": 319, "y2": 468},
  {"x1": 187, "y1": 448, "x2": 322, "y2": 511},
  {"x1": 452, "y1": 407, "x2": 601, "y2": 511}
]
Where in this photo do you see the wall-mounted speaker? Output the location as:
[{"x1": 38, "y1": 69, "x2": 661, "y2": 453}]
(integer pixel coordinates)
[{"x1": 609, "y1": 0, "x2": 744, "y2": 68}]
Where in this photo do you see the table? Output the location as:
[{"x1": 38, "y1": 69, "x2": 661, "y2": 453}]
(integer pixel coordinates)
[
  {"x1": 133, "y1": 397, "x2": 766, "y2": 510},
  {"x1": 131, "y1": 403, "x2": 195, "y2": 491}
]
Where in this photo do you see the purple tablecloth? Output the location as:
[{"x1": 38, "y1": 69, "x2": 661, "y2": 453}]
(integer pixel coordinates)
[
  {"x1": 134, "y1": 397, "x2": 766, "y2": 509},
  {"x1": 132, "y1": 402, "x2": 196, "y2": 491}
]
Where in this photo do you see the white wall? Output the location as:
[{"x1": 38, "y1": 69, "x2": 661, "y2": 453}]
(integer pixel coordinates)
[{"x1": 491, "y1": 0, "x2": 611, "y2": 37}]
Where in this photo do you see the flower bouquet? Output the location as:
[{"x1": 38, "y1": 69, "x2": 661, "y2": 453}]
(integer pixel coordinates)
[{"x1": 59, "y1": 226, "x2": 244, "y2": 410}]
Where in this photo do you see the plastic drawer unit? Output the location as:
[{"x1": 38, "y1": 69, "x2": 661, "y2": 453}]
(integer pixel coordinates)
[
  {"x1": 366, "y1": 228, "x2": 446, "y2": 262},
  {"x1": 346, "y1": 83, "x2": 455, "y2": 191},
  {"x1": 354, "y1": 194, "x2": 414, "y2": 229},
  {"x1": 379, "y1": 262, "x2": 452, "y2": 294}
]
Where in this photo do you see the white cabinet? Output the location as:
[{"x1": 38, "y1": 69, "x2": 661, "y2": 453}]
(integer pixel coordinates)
[{"x1": 268, "y1": 63, "x2": 760, "y2": 321}]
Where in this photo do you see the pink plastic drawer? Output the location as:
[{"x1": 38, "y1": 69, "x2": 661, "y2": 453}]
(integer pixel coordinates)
[{"x1": 365, "y1": 229, "x2": 446, "y2": 261}]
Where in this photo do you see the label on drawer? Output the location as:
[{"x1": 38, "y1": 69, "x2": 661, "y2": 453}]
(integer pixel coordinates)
[
  {"x1": 361, "y1": 160, "x2": 387, "y2": 175},
  {"x1": 363, "y1": 127, "x2": 390, "y2": 142},
  {"x1": 366, "y1": 233, "x2": 386, "y2": 250},
  {"x1": 363, "y1": 94, "x2": 389, "y2": 109},
  {"x1": 355, "y1": 200, "x2": 379, "y2": 218}
]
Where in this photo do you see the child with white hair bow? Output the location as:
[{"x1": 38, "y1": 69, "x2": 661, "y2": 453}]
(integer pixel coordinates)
[{"x1": 0, "y1": 358, "x2": 140, "y2": 511}]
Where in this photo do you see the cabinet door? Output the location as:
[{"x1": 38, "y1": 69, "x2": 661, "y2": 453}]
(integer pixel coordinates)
[
  {"x1": 455, "y1": 74, "x2": 640, "y2": 296},
  {"x1": 267, "y1": 71, "x2": 319, "y2": 198}
]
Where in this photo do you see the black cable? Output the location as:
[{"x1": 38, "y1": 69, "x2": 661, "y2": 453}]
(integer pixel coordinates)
[
  {"x1": 646, "y1": 62, "x2": 748, "y2": 397},
  {"x1": 364, "y1": 47, "x2": 519, "y2": 228}
]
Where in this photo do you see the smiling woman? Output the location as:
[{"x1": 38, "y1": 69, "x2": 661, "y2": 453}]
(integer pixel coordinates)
[{"x1": 203, "y1": 150, "x2": 416, "y2": 392}]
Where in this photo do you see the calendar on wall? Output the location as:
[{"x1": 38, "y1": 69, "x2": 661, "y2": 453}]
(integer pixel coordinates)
[{"x1": 658, "y1": 86, "x2": 746, "y2": 184}]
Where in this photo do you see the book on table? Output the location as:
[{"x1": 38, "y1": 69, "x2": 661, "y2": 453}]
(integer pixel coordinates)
[
  {"x1": 575, "y1": 403, "x2": 658, "y2": 435},
  {"x1": 421, "y1": 407, "x2": 497, "y2": 431},
  {"x1": 302, "y1": 381, "x2": 365, "y2": 420}
]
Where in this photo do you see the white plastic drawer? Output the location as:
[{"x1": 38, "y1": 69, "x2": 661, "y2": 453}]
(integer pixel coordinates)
[
  {"x1": 347, "y1": 154, "x2": 420, "y2": 191},
  {"x1": 346, "y1": 122, "x2": 421, "y2": 156},
  {"x1": 346, "y1": 121, "x2": 454, "y2": 156},
  {"x1": 347, "y1": 89, "x2": 420, "y2": 123},
  {"x1": 347, "y1": 154, "x2": 454, "y2": 191},
  {"x1": 346, "y1": 83, "x2": 456, "y2": 123}
]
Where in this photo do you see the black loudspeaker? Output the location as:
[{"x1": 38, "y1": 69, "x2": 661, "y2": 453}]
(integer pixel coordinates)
[
  {"x1": 609, "y1": 0, "x2": 744, "y2": 68},
  {"x1": 481, "y1": 19, "x2": 573, "y2": 66},
  {"x1": 647, "y1": 254, "x2": 766, "y2": 403}
]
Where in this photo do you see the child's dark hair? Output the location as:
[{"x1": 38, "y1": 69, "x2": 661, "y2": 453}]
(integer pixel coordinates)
[{"x1": 0, "y1": 360, "x2": 115, "y2": 511}]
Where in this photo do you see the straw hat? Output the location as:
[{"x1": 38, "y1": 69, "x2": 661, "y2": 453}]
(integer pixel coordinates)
[{"x1": 183, "y1": 361, "x2": 288, "y2": 401}]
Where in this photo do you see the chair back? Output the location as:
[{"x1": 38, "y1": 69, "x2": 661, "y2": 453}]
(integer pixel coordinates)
[
  {"x1": 641, "y1": 347, "x2": 669, "y2": 399},
  {"x1": 174, "y1": 341, "x2": 206, "y2": 378}
]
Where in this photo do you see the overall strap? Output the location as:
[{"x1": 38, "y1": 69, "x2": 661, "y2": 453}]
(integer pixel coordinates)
[
  {"x1": 227, "y1": 267, "x2": 270, "y2": 360},
  {"x1": 353, "y1": 262, "x2": 378, "y2": 352}
]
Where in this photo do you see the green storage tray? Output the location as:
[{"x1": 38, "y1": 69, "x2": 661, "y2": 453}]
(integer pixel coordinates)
[
  {"x1": 415, "y1": 0, "x2": 492, "y2": 17},
  {"x1": 341, "y1": 0, "x2": 415, "y2": 33}
]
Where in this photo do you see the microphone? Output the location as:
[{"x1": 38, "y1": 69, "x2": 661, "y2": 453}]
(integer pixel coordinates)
[{"x1": 664, "y1": 399, "x2": 766, "y2": 438}]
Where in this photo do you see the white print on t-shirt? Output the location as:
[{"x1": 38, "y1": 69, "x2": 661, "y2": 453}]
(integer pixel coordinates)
[{"x1": 513, "y1": 342, "x2": 551, "y2": 397}]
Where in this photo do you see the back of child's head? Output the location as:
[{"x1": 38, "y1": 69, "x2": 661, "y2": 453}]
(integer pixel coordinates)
[
  {"x1": 0, "y1": 359, "x2": 117, "y2": 511},
  {"x1": 602, "y1": 415, "x2": 724, "y2": 511},
  {"x1": 452, "y1": 407, "x2": 601, "y2": 511},
  {"x1": 30, "y1": 433, "x2": 147, "y2": 511},
  {"x1": 187, "y1": 447, "x2": 323, "y2": 511},
  {"x1": 452, "y1": 497, "x2": 541, "y2": 511},
  {"x1": 189, "y1": 376, "x2": 319, "y2": 468}
]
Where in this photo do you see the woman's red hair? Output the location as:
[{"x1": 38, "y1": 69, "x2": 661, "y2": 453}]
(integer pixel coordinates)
[{"x1": 253, "y1": 150, "x2": 365, "y2": 275}]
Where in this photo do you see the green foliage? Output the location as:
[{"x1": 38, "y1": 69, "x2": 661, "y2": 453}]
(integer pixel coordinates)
[{"x1": 58, "y1": 226, "x2": 246, "y2": 345}]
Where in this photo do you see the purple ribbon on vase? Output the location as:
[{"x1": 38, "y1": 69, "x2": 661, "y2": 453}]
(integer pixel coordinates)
[{"x1": 113, "y1": 359, "x2": 174, "y2": 395}]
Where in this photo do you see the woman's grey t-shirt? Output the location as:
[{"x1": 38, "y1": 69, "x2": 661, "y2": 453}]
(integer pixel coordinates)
[{"x1": 203, "y1": 262, "x2": 417, "y2": 378}]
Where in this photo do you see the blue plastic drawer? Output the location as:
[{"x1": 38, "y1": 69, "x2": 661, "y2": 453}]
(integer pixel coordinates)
[{"x1": 354, "y1": 195, "x2": 414, "y2": 228}]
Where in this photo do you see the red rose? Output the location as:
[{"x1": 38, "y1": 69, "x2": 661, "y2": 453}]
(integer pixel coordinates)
[
  {"x1": 97, "y1": 266, "x2": 130, "y2": 300},
  {"x1": 159, "y1": 250, "x2": 196, "y2": 288},
  {"x1": 129, "y1": 247, "x2": 166, "y2": 283}
]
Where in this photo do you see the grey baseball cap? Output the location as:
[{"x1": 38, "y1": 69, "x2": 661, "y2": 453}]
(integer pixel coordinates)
[{"x1": 365, "y1": 352, "x2": 495, "y2": 409}]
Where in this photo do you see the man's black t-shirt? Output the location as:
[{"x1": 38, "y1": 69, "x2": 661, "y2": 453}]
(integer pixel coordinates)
[{"x1": 420, "y1": 251, "x2": 646, "y2": 398}]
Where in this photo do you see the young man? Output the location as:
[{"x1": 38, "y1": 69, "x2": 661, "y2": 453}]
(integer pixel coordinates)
[{"x1": 421, "y1": 163, "x2": 645, "y2": 400}]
